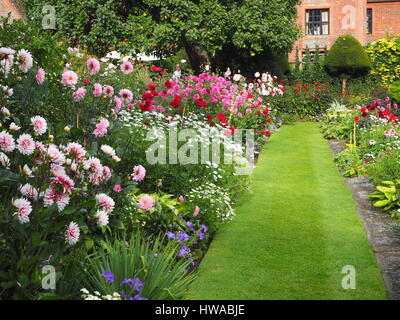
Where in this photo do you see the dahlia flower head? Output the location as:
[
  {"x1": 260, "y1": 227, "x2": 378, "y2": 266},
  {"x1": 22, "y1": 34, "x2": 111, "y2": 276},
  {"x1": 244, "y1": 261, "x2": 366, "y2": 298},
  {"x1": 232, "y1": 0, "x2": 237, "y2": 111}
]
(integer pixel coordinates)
[
  {"x1": 93, "y1": 118, "x2": 110, "y2": 137},
  {"x1": 120, "y1": 61, "x2": 134, "y2": 75},
  {"x1": 36, "y1": 68, "x2": 45, "y2": 84},
  {"x1": 137, "y1": 195, "x2": 154, "y2": 211},
  {"x1": 87, "y1": 57, "x2": 101, "y2": 75},
  {"x1": 132, "y1": 165, "x2": 146, "y2": 182},
  {"x1": 16, "y1": 49, "x2": 33, "y2": 73},
  {"x1": 12, "y1": 197, "x2": 32, "y2": 224},
  {"x1": 62, "y1": 70, "x2": 79, "y2": 87},
  {"x1": 73, "y1": 87, "x2": 87, "y2": 102},
  {"x1": 31, "y1": 116, "x2": 47, "y2": 135},
  {"x1": 96, "y1": 193, "x2": 115, "y2": 213},
  {"x1": 65, "y1": 221, "x2": 80, "y2": 245}
]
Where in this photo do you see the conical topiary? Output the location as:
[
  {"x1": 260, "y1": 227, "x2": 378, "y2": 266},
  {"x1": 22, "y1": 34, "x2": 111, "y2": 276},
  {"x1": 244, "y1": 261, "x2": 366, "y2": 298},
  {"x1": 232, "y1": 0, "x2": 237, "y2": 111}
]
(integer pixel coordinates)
[{"x1": 325, "y1": 35, "x2": 371, "y2": 92}]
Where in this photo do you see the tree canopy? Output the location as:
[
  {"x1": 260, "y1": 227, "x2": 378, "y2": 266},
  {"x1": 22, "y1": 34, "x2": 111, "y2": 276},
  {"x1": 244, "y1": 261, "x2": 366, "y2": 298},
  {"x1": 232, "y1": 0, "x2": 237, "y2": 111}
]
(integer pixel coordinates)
[{"x1": 22, "y1": 0, "x2": 300, "y2": 73}]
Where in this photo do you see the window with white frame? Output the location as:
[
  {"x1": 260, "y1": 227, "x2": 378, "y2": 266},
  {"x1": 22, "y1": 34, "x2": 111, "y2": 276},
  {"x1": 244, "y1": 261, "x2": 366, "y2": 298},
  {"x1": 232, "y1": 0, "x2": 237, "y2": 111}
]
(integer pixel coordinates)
[{"x1": 306, "y1": 9, "x2": 329, "y2": 36}]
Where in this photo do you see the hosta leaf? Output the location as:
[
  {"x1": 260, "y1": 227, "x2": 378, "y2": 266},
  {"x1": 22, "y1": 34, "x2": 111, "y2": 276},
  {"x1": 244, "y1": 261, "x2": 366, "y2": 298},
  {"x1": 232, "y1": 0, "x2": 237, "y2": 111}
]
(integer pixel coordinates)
[
  {"x1": 377, "y1": 186, "x2": 395, "y2": 193},
  {"x1": 373, "y1": 199, "x2": 391, "y2": 207}
]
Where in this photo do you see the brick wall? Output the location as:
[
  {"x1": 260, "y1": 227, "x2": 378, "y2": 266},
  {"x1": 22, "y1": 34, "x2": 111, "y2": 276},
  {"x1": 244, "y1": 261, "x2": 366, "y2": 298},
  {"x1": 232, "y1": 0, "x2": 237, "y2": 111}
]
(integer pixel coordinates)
[
  {"x1": 289, "y1": 0, "x2": 400, "y2": 63},
  {"x1": 367, "y1": 2, "x2": 400, "y2": 42},
  {"x1": 0, "y1": 0, "x2": 23, "y2": 22}
]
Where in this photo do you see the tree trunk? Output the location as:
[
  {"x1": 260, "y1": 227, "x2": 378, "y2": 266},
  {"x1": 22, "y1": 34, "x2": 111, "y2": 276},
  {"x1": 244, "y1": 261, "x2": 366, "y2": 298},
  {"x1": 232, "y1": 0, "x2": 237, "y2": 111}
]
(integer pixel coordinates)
[
  {"x1": 342, "y1": 78, "x2": 347, "y2": 94},
  {"x1": 184, "y1": 43, "x2": 211, "y2": 74}
]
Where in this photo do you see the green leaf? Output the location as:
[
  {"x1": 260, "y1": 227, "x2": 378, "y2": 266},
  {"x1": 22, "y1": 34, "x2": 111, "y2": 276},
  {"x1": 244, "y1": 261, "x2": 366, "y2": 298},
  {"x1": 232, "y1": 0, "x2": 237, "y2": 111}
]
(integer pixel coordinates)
[
  {"x1": 373, "y1": 199, "x2": 391, "y2": 207},
  {"x1": 85, "y1": 239, "x2": 94, "y2": 251},
  {"x1": 32, "y1": 232, "x2": 41, "y2": 247}
]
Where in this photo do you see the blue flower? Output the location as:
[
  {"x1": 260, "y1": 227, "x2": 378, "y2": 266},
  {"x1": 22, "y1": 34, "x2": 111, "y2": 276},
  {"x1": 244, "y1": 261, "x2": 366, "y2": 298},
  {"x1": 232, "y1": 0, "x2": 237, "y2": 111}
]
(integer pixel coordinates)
[
  {"x1": 166, "y1": 232, "x2": 176, "y2": 239},
  {"x1": 184, "y1": 221, "x2": 193, "y2": 229},
  {"x1": 120, "y1": 278, "x2": 143, "y2": 292},
  {"x1": 178, "y1": 245, "x2": 190, "y2": 257},
  {"x1": 197, "y1": 230, "x2": 205, "y2": 240},
  {"x1": 102, "y1": 270, "x2": 114, "y2": 282},
  {"x1": 177, "y1": 231, "x2": 189, "y2": 241},
  {"x1": 200, "y1": 224, "x2": 208, "y2": 232}
]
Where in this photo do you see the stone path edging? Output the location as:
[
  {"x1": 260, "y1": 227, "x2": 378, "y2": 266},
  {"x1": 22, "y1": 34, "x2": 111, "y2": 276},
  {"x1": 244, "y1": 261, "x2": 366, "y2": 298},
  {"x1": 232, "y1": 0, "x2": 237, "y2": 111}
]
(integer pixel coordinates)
[{"x1": 329, "y1": 139, "x2": 400, "y2": 300}]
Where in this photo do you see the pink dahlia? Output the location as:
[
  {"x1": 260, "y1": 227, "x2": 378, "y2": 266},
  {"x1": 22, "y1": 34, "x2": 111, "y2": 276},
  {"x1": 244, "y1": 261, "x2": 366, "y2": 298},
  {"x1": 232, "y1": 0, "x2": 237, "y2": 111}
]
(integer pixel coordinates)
[
  {"x1": 62, "y1": 70, "x2": 78, "y2": 87},
  {"x1": 0, "y1": 131, "x2": 15, "y2": 153},
  {"x1": 138, "y1": 195, "x2": 154, "y2": 211},
  {"x1": 19, "y1": 183, "x2": 39, "y2": 199},
  {"x1": 83, "y1": 157, "x2": 104, "y2": 185},
  {"x1": 12, "y1": 198, "x2": 32, "y2": 224},
  {"x1": 95, "y1": 193, "x2": 115, "y2": 213},
  {"x1": 119, "y1": 89, "x2": 133, "y2": 104},
  {"x1": 46, "y1": 144, "x2": 66, "y2": 165},
  {"x1": 31, "y1": 116, "x2": 47, "y2": 135},
  {"x1": 114, "y1": 96, "x2": 123, "y2": 113},
  {"x1": 113, "y1": 184, "x2": 122, "y2": 192},
  {"x1": 120, "y1": 61, "x2": 134, "y2": 75},
  {"x1": 65, "y1": 221, "x2": 80, "y2": 245},
  {"x1": 36, "y1": 68, "x2": 45, "y2": 84},
  {"x1": 132, "y1": 165, "x2": 146, "y2": 182},
  {"x1": 103, "y1": 85, "x2": 114, "y2": 97},
  {"x1": 93, "y1": 118, "x2": 109, "y2": 137},
  {"x1": 50, "y1": 174, "x2": 74, "y2": 195},
  {"x1": 16, "y1": 49, "x2": 33, "y2": 73},
  {"x1": 86, "y1": 57, "x2": 101, "y2": 75},
  {"x1": 102, "y1": 165, "x2": 112, "y2": 181},
  {"x1": 43, "y1": 187, "x2": 70, "y2": 211},
  {"x1": 93, "y1": 83, "x2": 102, "y2": 97},
  {"x1": 16, "y1": 133, "x2": 35, "y2": 155},
  {"x1": 73, "y1": 87, "x2": 87, "y2": 102},
  {"x1": 66, "y1": 142, "x2": 86, "y2": 162}
]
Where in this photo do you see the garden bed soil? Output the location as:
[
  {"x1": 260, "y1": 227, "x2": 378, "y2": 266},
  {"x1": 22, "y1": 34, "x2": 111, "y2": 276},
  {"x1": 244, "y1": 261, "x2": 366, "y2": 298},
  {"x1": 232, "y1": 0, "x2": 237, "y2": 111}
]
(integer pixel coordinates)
[{"x1": 329, "y1": 139, "x2": 400, "y2": 300}]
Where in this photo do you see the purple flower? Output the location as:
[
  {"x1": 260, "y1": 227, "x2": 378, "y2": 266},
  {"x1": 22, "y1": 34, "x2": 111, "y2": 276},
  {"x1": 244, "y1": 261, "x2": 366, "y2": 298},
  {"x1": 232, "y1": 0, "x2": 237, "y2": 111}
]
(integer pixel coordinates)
[
  {"x1": 166, "y1": 232, "x2": 176, "y2": 239},
  {"x1": 178, "y1": 245, "x2": 191, "y2": 257},
  {"x1": 177, "y1": 231, "x2": 190, "y2": 241},
  {"x1": 120, "y1": 278, "x2": 143, "y2": 292},
  {"x1": 197, "y1": 230, "x2": 205, "y2": 240},
  {"x1": 200, "y1": 224, "x2": 208, "y2": 232},
  {"x1": 102, "y1": 270, "x2": 114, "y2": 282},
  {"x1": 184, "y1": 221, "x2": 193, "y2": 229}
]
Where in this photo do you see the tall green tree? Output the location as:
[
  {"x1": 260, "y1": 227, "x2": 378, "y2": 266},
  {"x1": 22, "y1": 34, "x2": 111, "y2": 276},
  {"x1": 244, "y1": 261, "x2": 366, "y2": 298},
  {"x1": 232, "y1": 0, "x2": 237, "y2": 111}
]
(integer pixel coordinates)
[{"x1": 22, "y1": 0, "x2": 300, "y2": 73}]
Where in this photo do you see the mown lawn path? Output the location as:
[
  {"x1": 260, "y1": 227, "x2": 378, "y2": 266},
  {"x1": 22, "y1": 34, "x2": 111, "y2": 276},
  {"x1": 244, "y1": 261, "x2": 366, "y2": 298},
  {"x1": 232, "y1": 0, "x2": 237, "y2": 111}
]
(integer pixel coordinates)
[{"x1": 187, "y1": 122, "x2": 387, "y2": 299}]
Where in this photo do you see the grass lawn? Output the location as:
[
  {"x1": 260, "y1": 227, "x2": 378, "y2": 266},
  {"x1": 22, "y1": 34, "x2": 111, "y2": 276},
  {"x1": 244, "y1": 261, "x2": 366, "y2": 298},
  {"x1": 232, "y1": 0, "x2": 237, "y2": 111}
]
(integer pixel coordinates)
[{"x1": 186, "y1": 122, "x2": 387, "y2": 300}]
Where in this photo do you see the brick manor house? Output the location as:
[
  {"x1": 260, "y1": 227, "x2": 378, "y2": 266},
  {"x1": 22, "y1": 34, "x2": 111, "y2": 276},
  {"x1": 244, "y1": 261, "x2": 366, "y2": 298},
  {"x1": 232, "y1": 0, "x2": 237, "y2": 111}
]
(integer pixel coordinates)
[{"x1": 290, "y1": 0, "x2": 400, "y2": 62}]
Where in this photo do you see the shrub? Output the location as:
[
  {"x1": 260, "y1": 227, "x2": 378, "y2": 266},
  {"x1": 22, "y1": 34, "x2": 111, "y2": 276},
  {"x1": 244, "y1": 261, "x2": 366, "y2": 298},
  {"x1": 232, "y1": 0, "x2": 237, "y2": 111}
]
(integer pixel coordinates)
[
  {"x1": 367, "y1": 149, "x2": 400, "y2": 185},
  {"x1": 366, "y1": 35, "x2": 400, "y2": 85},
  {"x1": 325, "y1": 35, "x2": 371, "y2": 77},
  {"x1": 325, "y1": 35, "x2": 371, "y2": 92}
]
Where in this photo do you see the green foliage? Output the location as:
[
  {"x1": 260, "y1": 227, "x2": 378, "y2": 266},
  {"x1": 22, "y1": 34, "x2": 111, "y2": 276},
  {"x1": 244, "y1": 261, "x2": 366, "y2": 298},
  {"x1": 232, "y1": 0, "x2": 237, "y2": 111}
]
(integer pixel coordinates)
[
  {"x1": 366, "y1": 35, "x2": 400, "y2": 85},
  {"x1": 0, "y1": 15, "x2": 66, "y2": 74},
  {"x1": 389, "y1": 80, "x2": 400, "y2": 102},
  {"x1": 292, "y1": 47, "x2": 333, "y2": 84},
  {"x1": 83, "y1": 234, "x2": 196, "y2": 300},
  {"x1": 335, "y1": 149, "x2": 367, "y2": 177},
  {"x1": 369, "y1": 180, "x2": 400, "y2": 217},
  {"x1": 367, "y1": 150, "x2": 400, "y2": 185},
  {"x1": 325, "y1": 35, "x2": 371, "y2": 79},
  {"x1": 22, "y1": 0, "x2": 300, "y2": 73}
]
